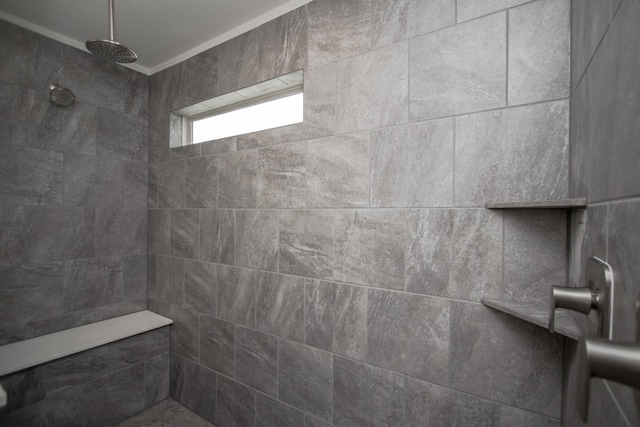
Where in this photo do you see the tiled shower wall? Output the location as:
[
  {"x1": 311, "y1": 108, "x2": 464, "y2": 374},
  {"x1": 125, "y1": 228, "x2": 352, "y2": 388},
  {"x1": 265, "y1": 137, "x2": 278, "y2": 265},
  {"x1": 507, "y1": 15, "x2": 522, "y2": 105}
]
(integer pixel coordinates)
[
  {"x1": 0, "y1": 20, "x2": 149, "y2": 345},
  {"x1": 566, "y1": 0, "x2": 640, "y2": 425},
  {"x1": 148, "y1": 0, "x2": 570, "y2": 425}
]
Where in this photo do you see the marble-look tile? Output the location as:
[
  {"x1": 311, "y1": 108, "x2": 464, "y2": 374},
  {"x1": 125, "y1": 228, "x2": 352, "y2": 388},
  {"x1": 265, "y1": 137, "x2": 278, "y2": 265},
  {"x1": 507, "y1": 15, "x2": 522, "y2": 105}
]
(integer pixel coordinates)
[
  {"x1": 116, "y1": 397, "x2": 214, "y2": 427},
  {"x1": 218, "y1": 30, "x2": 260, "y2": 94},
  {"x1": 149, "y1": 116, "x2": 171, "y2": 163},
  {"x1": 184, "y1": 260, "x2": 216, "y2": 315},
  {"x1": 95, "y1": 208, "x2": 147, "y2": 257},
  {"x1": 279, "y1": 340, "x2": 333, "y2": 421},
  {"x1": 215, "y1": 376, "x2": 256, "y2": 427},
  {"x1": 149, "y1": 63, "x2": 186, "y2": 120},
  {"x1": 0, "y1": 145, "x2": 63, "y2": 205},
  {"x1": 503, "y1": 210, "x2": 566, "y2": 301},
  {"x1": 170, "y1": 354, "x2": 216, "y2": 423},
  {"x1": 371, "y1": 0, "x2": 455, "y2": 47},
  {"x1": 333, "y1": 356, "x2": 404, "y2": 427},
  {"x1": 336, "y1": 42, "x2": 408, "y2": 133},
  {"x1": 201, "y1": 136, "x2": 237, "y2": 156},
  {"x1": 305, "y1": 414, "x2": 333, "y2": 427},
  {"x1": 257, "y1": 142, "x2": 307, "y2": 208},
  {"x1": 409, "y1": 12, "x2": 506, "y2": 121},
  {"x1": 405, "y1": 376, "x2": 499, "y2": 427},
  {"x1": 255, "y1": 272, "x2": 305, "y2": 342},
  {"x1": 568, "y1": 66, "x2": 589, "y2": 199},
  {"x1": 456, "y1": 0, "x2": 530, "y2": 22},
  {"x1": 199, "y1": 209, "x2": 234, "y2": 265},
  {"x1": 508, "y1": 0, "x2": 570, "y2": 105},
  {"x1": 279, "y1": 210, "x2": 335, "y2": 280},
  {"x1": 0, "y1": 206, "x2": 95, "y2": 263},
  {"x1": 334, "y1": 209, "x2": 407, "y2": 290},
  {"x1": 217, "y1": 265, "x2": 256, "y2": 328},
  {"x1": 237, "y1": 128, "x2": 282, "y2": 151},
  {"x1": 64, "y1": 153, "x2": 125, "y2": 207},
  {"x1": 235, "y1": 210, "x2": 278, "y2": 271},
  {"x1": 64, "y1": 46, "x2": 126, "y2": 112},
  {"x1": 148, "y1": 209, "x2": 170, "y2": 255},
  {"x1": 184, "y1": 48, "x2": 218, "y2": 105},
  {"x1": 0, "y1": 81, "x2": 27, "y2": 146},
  {"x1": 62, "y1": 256, "x2": 128, "y2": 312},
  {"x1": 570, "y1": 0, "x2": 610, "y2": 92},
  {"x1": 0, "y1": 366, "x2": 45, "y2": 415},
  {"x1": 154, "y1": 255, "x2": 184, "y2": 305},
  {"x1": 172, "y1": 144, "x2": 201, "y2": 161},
  {"x1": 306, "y1": 133, "x2": 369, "y2": 208},
  {"x1": 256, "y1": 393, "x2": 304, "y2": 427},
  {"x1": 159, "y1": 160, "x2": 186, "y2": 208},
  {"x1": 186, "y1": 156, "x2": 217, "y2": 208},
  {"x1": 235, "y1": 327, "x2": 278, "y2": 397},
  {"x1": 96, "y1": 108, "x2": 147, "y2": 162},
  {"x1": 498, "y1": 405, "x2": 560, "y2": 427},
  {"x1": 199, "y1": 315, "x2": 235, "y2": 377},
  {"x1": 171, "y1": 209, "x2": 200, "y2": 259},
  {"x1": 307, "y1": 0, "x2": 371, "y2": 68},
  {"x1": 149, "y1": 300, "x2": 199, "y2": 361},
  {"x1": 279, "y1": 64, "x2": 336, "y2": 144},
  {"x1": 367, "y1": 289, "x2": 449, "y2": 383},
  {"x1": 27, "y1": 95, "x2": 97, "y2": 155},
  {"x1": 258, "y1": 8, "x2": 307, "y2": 81},
  {"x1": 123, "y1": 68, "x2": 149, "y2": 119},
  {"x1": 305, "y1": 279, "x2": 367, "y2": 360},
  {"x1": 124, "y1": 160, "x2": 148, "y2": 208},
  {"x1": 454, "y1": 100, "x2": 569, "y2": 206},
  {"x1": 218, "y1": 149, "x2": 257, "y2": 208},
  {"x1": 449, "y1": 302, "x2": 563, "y2": 417},
  {"x1": 370, "y1": 118, "x2": 454, "y2": 207},
  {"x1": 0, "y1": 20, "x2": 64, "y2": 92},
  {"x1": 145, "y1": 352, "x2": 170, "y2": 407}
]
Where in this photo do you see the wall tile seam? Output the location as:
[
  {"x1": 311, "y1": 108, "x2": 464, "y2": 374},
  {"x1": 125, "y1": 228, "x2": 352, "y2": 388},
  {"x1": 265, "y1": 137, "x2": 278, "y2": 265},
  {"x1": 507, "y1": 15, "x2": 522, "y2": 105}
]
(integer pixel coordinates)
[
  {"x1": 583, "y1": 194, "x2": 640, "y2": 207},
  {"x1": 150, "y1": 207, "x2": 489, "y2": 214},
  {"x1": 602, "y1": 378, "x2": 634, "y2": 427},
  {"x1": 455, "y1": 0, "x2": 541, "y2": 24}
]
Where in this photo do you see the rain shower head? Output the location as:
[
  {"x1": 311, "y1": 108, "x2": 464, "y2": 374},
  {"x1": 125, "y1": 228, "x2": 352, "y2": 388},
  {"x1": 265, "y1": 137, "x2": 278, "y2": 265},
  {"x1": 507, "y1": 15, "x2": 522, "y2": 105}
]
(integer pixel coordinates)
[
  {"x1": 86, "y1": 0, "x2": 138, "y2": 63},
  {"x1": 50, "y1": 84, "x2": 76, "y2": 107}
]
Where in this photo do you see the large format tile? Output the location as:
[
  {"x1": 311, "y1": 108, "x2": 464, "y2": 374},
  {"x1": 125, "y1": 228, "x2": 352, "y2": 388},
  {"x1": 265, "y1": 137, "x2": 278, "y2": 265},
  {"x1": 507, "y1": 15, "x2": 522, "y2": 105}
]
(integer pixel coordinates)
[
  {"x1": 498, "y1": 405, "x2": 560, "y2": 427},
  {"x1": 149, "y1": 63, "x2": 186, "y2": 120},
  {"x1": 184, "y1": 260, "x2": 216, "y2": 316},
  {"x1": 199, "y1": 209, "x2": 234, "y2": 265},
  {"x1": 279, "y1": 210, "x2": 335, "y2": 280},
  {"x1": 199, "y1": 315, "x2": 235, "y2": 377},
  {"x1": 63, "y1": 154, "x2": 124, "y2": 207},
  {"x1": 217, "y1": 265, "x2": 255, "y2": 328},
  {"x1": 0, "y1": 145, "x2": 63, "y2": 205},
  {"x1": 217, "y1": 30, "x2": 260, "y2": 94},
  {"x1": 149, "y1": 300, "x2": 199, "y2": 361},
  {"x1": 0, "y1": 366, "x2": 45, "y2": 415},
  {"x1": 171, "y1": 354, "x2": 216, "y2": 423},
  {"x1": 184, "y1": 48, "x2": 218, "y2": 105},
  {"x1": 96, "y1": 108, "x2": 147, "y2": 162},
  {"x1": 116, "y1": 397, "x2": 213, "y2": 427},
  {"x1": 144, "y1": 352, "x2": 170, "y2": 407},
  {"x1": 218, "y1": 150, "x2": 257, "y2": 208},
  {"x1": 307, "y1": 0, "x2": 371, "y2": 68},
  {"x1": 305, "y1": 279, "x2": 367, "y2": 360},
  {"x1": 149, "y1": 116, "x2": 171, "y2": 163},
  {"x1": 255, "y1": 272, "x2": 305, "y2": 342},
  {"x1": 215, "y1": 376, "x2": 256, "y2": 427},
  {"x1": 171, "y1": 209, "x2": 200, "y2": 259},
  {"x1": 257, "y1": 142, "x2": 307, "y2": 208},
  {"x1": 95, "y1": 208, "x2": 147, "y2": 257},
  {"x1": 409, "y1": 12, "x2": 506, "y2": 120},
  {"x1": 278, "y1": 340, "x2": 333, "y2": 421},
  {"x1": 570, "y1": 0, "x2": 611, "y2": 92},
  {"x1": 333, "y1": 357, "x2": 404, "y2": 427},
  {"x1": 370, "y1": 118, "x2": 454, "y2": 207},
  {"x1": 456, "y1": 0, "x2": 529, "y2": 22},
  {"x1": 234, "y1": 210, "x2": 278, "y2": 271},
  {"x1": 454, "y1": 100, "x2": 569, "y2": 206},
  {"x1": 371, "y1": 0, "x2": 455, "y2": 47},
  {"x1": 367, "y1": 289, "x2": 449, "y2": 384},
  {"x1": 508, "y1": 0, "x2": 570, "y2": 105},
  {"x1": 449, "y1": 302, "x2": 563, "y2": 417},
  {"x1": 235, "y1": 327, "x2": 278, "y2": 397},
  {"x1": 159, "y1": 160, "x2": 186, "y2": 208},
  {"x1": 123, "y1": 68, "x2": 149, "y2": 119},
  {"x1": 334, "y1": 210, "x2": 407, "y2": 290},
  {"x1": 186, "y1": 156, "x2": 217, "y2": 208},
  {"x1": 124, "y1": 160, "x2": 148, "y2": 208},
  {"x1": 148, "y1": 209, "x2": 170, "y2": 255},
  {"x1": 256, "y1": 393, "x2": 304, "y2": 427},
  {"x1": 306, "y1": 134, "x2": 369, "y2": 208},
  {"x1": 154, "y1": 256, "x2": 184, "y2": 305},
  {"x1": 0, "y1": 81, "x2": 27, "y2": 146},
  {"x1": 336, "y1": 42, "x2": 408, "y2": 133},
  {"x1": 258, "y1": 8, "x2": 307, "y2": 81}
]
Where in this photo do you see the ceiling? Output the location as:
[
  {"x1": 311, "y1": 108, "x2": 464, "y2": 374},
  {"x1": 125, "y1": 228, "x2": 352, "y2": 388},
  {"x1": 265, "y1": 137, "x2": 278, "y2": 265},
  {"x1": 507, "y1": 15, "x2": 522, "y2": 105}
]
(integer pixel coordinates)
[{"x1": 0, "y1": 0, "x2": 312, "y2": 75}]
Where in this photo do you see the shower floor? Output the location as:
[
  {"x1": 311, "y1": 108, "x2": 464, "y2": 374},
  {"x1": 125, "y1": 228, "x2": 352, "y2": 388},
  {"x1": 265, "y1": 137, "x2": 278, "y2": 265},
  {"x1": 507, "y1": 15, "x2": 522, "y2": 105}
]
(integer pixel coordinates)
[{"x1": 117, "y1": 397, "x2": 215, "y2": 427}]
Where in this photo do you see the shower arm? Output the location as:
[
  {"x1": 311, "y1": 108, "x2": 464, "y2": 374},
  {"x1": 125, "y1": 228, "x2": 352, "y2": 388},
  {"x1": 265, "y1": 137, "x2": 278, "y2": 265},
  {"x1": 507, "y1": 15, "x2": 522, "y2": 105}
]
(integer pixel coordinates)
[{"x1": 109, "y1": 0, "x2": 115, "y2": 41}]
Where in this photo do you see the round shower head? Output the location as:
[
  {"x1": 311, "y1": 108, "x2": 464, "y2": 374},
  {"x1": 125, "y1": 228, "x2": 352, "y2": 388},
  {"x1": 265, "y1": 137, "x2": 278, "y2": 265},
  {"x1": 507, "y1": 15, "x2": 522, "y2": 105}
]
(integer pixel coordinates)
[
  {"x1": 86, "y1": 38, "x2": 138, "y2": 63},
  {"x1": 50, "y1": 84, "x2": 76, "y2": 107}
]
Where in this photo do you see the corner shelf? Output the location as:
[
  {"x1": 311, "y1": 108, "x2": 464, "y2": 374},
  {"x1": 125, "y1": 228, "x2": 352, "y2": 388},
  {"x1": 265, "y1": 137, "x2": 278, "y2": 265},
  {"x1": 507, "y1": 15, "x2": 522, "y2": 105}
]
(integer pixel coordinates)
[
  {"x1": 485, "y1": 198, "x2": 587, "y2": 209},
  {"x1": 482, "y1": 298, "x2": 581, "y2": 340}
]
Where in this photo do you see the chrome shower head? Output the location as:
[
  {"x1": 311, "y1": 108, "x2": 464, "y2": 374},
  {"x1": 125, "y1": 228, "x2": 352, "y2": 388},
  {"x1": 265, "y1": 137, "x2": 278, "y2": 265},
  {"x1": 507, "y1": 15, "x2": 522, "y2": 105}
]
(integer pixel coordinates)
[
  {"x1": 87, "y1": 0, "x2": 138, "y2": 64},
  {"x1": 50, "y1": 84, "x2": 76, "y2": 107}
]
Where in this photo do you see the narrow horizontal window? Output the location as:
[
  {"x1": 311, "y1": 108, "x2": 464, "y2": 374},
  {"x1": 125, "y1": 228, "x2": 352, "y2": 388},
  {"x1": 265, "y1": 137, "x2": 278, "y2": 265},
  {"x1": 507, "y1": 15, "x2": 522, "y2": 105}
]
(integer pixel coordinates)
[{"x1": 172, "y1": 70, "x2": 304, "y2": 146}]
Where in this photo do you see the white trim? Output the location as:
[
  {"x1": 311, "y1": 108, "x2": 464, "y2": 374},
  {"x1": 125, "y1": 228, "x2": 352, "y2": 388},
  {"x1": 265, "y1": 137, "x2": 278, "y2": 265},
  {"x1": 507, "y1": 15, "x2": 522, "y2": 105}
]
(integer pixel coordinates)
[{"x1": 0, "y1": 310, "x2": 173, "y2": 377}]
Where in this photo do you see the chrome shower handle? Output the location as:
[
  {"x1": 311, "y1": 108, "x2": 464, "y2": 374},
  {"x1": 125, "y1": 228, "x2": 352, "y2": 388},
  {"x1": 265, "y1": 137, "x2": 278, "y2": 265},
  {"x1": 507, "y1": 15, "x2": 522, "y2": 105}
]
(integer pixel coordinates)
[
  {"x1": 548, "y1": 286, "x2": 599, "y2": 333},
  {"x1": 575, "y1": 337, "x2": 640, "y2": 422}
]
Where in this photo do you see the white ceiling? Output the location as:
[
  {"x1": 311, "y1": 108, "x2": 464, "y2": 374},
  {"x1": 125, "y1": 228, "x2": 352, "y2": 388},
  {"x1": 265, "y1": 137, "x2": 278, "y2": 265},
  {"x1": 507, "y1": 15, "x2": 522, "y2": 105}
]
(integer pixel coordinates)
[{"x1": 0, "y1": 0, "x2": 313, "y2": 75}]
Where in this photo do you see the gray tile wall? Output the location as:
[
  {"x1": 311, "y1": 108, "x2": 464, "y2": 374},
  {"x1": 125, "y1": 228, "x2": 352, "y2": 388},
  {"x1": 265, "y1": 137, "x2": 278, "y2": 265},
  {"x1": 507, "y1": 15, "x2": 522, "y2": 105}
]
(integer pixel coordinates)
[
  {"x1": 0, "y1": 20, "x2": 149, "y2": 345},
  {"x1": 567, "y1": 0, "x2": 640, "y2": 425},
  {"x1": 148, "y1": 0, "x2": 570, "y2": 425}
]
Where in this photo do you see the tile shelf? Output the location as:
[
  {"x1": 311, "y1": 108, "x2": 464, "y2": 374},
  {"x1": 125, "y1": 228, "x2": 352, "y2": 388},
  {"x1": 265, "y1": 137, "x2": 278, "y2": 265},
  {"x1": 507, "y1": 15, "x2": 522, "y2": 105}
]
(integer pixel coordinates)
[
  {"x1": 482, "y1": 298, "x2": 581, "y2": 340},
  {"x1": 485, "y1": 198, "x2": 587, "y2": 209}
]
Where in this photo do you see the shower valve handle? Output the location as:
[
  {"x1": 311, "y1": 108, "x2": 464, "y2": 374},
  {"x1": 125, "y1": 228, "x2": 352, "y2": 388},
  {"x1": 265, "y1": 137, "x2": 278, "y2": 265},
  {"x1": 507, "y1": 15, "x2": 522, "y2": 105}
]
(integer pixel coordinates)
[{"x1": 549, "y1": 286, "x2": 599, "y2": 334}]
